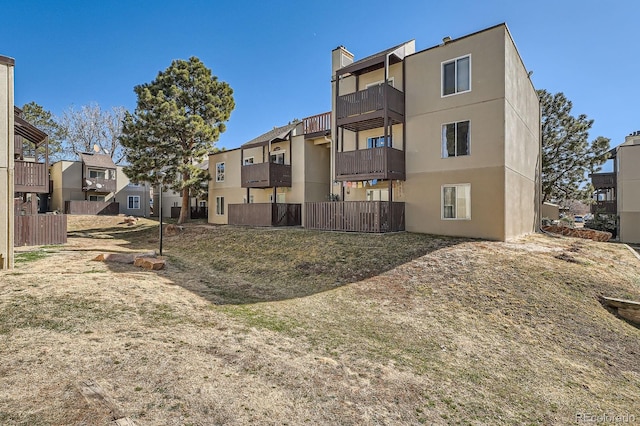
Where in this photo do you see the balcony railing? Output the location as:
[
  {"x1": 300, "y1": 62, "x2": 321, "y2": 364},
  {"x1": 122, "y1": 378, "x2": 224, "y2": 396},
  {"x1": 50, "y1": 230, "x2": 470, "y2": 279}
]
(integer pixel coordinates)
[
  {"x1": 241, "y1": 162, "x2": 292, "y2": 188},
  {"x1": 591, "y1": 172, "x2": 616, "y2": 189},
  {"x1": 305, "y1": 201, "x2": 405, "y2": 233},
  {"x1": 303, "y1": 112, "x2": 331, "y2": 136},
  {"x1": 591, "y1": 200, "x2": 617, "y2": 214},
  {"x1": 15, "y1": 160, "x2": 48, "y2": 193},
  {"x1": 228, "y1": 203, "x2": 301, "y2": 227},
  {"x1": 335, "y1": 146, "x2": 405, "y2": 181},
  {"x1": 83, "y1": 176, "x2": 117, "y2": 193},
  {"x1": 337, "y1": 83, "x2": 404, "y2": 122}
]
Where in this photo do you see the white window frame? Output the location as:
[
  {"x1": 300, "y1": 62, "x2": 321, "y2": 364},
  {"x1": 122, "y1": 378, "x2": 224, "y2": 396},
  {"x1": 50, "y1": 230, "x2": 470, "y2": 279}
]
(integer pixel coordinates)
[
  {"x1": 215, "y1": 196, "x2": 225, "y2": 215},
  {"x1": 243, "y1": 157, "x2": 254, "y2": 165},
  {"x1": 441, "y1": 184, "x2": 471, "y2": 220},
  {"x1": 128, "y1": 195, "x2": 140, "y2": 210},
  {"x1": 89, "y1": 169, "x2": 106, "y2": 179},
  {"x1": 441, "y1": 54, "x2": 471, "y2": 97},
  {"x1": 216, "y1": 162, "x2": 225, "y2": 182},
  {"x1": 441, "y1": 120, "x2": 471, "y2": 158}
]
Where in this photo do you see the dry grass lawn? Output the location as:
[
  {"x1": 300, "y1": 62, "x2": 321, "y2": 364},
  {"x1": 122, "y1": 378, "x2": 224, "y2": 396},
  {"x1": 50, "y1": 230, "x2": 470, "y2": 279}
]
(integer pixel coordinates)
[{"x1": 0, "y1": 216, "x2": 639, "y2": 425}]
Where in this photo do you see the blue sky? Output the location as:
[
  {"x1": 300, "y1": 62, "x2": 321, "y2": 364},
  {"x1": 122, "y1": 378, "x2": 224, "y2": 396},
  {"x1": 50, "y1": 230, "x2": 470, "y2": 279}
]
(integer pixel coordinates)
[{"x1": 2, "y1": 0, "x2": 638, "y2": 158}]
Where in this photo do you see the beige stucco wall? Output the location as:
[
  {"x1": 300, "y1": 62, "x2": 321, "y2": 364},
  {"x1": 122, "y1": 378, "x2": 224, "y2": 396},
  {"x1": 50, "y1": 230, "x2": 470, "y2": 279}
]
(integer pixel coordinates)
[
  {"x1": 50, "y1": 161, "x2": 85, "y2": 211},
  {"x1": 208, "y1": 149, "x2": 242, "y2": 224},
  {"x1": 618, "y1": 143, "x2": 640, "y2": 243},
  {"x1": 0, "y1": 56, "x2": 14, "y2": 269},
  {"x1": 405, "y1": 167, "x2": 505, "y2": 240}
]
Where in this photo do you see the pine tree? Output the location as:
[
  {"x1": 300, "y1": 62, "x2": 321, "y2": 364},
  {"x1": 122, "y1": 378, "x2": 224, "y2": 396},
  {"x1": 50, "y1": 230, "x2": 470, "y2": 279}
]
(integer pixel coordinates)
[
  {"x1": 120, "y1": 57, "x2": 234, "y2": 224},
  {"x1": 539, "y1": 89, "x2": 610, "y2": 204},
  {"x1": 20, "y1": 102, "x2": 65, "y2": 162}
]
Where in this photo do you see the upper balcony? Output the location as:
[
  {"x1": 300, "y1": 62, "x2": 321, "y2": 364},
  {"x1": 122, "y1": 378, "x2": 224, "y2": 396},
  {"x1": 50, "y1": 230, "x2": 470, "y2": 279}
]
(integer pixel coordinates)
[
  {"x1": 335, "y1": 146, "x2": 405, "y2": 181},
  {"x1": 15, "y1": 160, "x2": 49, "y2": 193},
  {"x1": 83, "y1": 175, "x2": 117, "y2": 193},
  {"x1": 241, "y1": 162, "x2": 292, "y2": 188},
  {"x1": 303, "y1": 112, "x2": 331, "y2": 138},
  {"x1": 591, "y1": 172, "x2": 616, "y2": 190},
  {"x1": 336, "y1": 83, "x2": 404, "y2": 132}
]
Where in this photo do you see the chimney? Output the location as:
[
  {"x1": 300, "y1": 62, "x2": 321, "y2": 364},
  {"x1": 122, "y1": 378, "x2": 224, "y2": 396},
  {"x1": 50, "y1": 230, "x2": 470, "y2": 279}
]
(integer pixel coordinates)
[{"x1": 332, "y1": 45, "x2": 354, "y2": 76}]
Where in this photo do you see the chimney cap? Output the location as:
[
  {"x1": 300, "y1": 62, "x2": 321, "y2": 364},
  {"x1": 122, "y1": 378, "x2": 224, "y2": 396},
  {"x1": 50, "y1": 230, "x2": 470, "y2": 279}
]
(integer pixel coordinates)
[{"x1": 442, "y1": 36, "x2": 452, "y2": 44}]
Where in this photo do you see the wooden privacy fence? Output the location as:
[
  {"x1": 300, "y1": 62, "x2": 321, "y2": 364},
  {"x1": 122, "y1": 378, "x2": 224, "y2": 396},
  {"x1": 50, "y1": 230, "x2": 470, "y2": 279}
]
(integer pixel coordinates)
[
  {"x1": 228, "y1": 203, "x2": 301, "y2": 227},
  {"x1": 15, "y1": 214, "x2": 67, "y2": 246},
  {"x1": 305, "y1": 201, "x2": 405, "y2": 233},
  {"x1": 65, "y1": 201, "x2": 119, "y2": 215}
]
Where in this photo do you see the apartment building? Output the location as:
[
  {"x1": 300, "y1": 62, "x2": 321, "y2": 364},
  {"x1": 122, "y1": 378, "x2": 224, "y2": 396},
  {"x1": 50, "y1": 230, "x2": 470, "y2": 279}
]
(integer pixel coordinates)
[
  {"x1": 50, "y1": 154, "x2": 150, "y2": 217},
  {"x1": 208, "y1": 114, "x2": 331, "y2": 226},
  {"x1": 304, "y1": 23, "x2": 540, "y2": 240},
  {"x1": 208, "y1": 23, "x2": 539, "y2": 241},
  {"x1": 591, "y1": 131, "x2": 640, "y2": 243}
]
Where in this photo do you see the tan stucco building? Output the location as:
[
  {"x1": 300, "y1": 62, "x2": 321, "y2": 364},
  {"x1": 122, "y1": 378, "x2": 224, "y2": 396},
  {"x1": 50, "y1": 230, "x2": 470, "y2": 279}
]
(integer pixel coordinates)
[
  {"x1": 311, "y1": 23, "x2": 539, "y2": 240},
  {"x1": 50, "y1": 156, "x2": 150, "y2": 217},
  {"x1": 617, "y1": 133, "x2": 640, "y2": 243},
  {"x1": 209, "y1": 24, "x2": 540, "y2": 241},
  {"x1": 208, "y1": 118, "x2": 331, "y2": 226}
]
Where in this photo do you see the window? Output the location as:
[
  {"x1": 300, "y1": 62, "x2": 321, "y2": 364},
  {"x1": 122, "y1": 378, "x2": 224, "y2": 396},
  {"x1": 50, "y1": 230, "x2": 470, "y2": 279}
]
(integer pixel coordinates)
[
  {"x1": 89, "y1": 169, "x2": 106, "y2": 179},
  {"x1": 89, "y1": 195, "x2": 105, "y2": 202},
  {"x1": 270, "y1": 152, "x2": 285, "y2": 164},
  {"x1": 442, "y1": 121, "x2": 470, "y2": 157},
  {"x1": 216, "y1": 196, "x2": 224, "y2": 215},
  {"x1": 199, "y1": 200, "x2": 207, "y2": 208},
  {"x1": 243, "y1": 157, "x2": 254, "y2": 165},
  {"x1": 442, "y1": 184, "x2": 471, "y2": 220},
  {"x1": 128, "y1": 196, "x2": 140, "y2": 209},
  {"x1": 366, "y1": 136, "x2": 391, "y2": 149},
  {"x1": 366, "y1": 189, "x2": 388, "y2": 201},
  {"x1": 108, "y1": 169, "x2": 116, "y2": 180},
  {"x1": 442, "y1": 55, "x2": 470, "y2": 96},
  {"x1": 216, "y1": 162, "x2": 225, "y2": 182}
]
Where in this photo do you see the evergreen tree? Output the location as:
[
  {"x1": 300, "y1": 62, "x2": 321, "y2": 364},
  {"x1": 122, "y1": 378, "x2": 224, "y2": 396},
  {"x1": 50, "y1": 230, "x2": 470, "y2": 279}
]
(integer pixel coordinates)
[
  {"x1": 539, "y1": 89, "x2": 610, "y2": 204},
  {"x1": 20, "y1": 102, "x2": 65, "y2": 162},
  {"x1": 120, "y1": 57, "x2": 234, "y2": 224}
]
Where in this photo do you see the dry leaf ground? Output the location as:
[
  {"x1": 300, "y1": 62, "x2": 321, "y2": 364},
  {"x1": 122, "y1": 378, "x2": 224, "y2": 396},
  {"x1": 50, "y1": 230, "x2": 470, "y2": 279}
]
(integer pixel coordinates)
[{"x1": 0, "y1": 216, "x2": 639, "y2": 425}]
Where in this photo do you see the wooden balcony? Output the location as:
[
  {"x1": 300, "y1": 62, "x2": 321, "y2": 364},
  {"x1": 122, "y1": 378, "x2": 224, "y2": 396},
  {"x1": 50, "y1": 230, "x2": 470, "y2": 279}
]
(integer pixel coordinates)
[
  {"x1": 83, "y1": 176, "x2": 117, "y2": 193},
  {"x1": 15, "y1": 160, "x2": 48, "y2": 193},
  {"x1": 305, "y1": 201, "x2": 405, "y2": 233},
  {"x1": 228, "y1": 203, "x2": 301, "y2": 227},
  {"x1": 241, "y1": 162, "x2": 292, "y2": 188},
  {"x1": 303, "y1": 112, "x2": 331, "y2": 138},
  {"x1": 336, "y1": 83, "x2": 404, "y2": 132},
  {"x1": 591, "y1": 172, "x2": 616, "y2": 189},
  {"x1": 591, "y1": 200, "x2": 617, "y2": 214},
  {"x1": 336, "y1": 146, "x2": 405, "y2": 181}
]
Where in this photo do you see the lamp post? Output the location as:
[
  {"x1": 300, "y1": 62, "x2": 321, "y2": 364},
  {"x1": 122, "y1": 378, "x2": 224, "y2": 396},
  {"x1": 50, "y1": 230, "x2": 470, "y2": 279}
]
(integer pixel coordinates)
[
  {"x1": 155, "y1": 171, "x2": 165, "y2": 256},
  {"x1": 159, "y1": 181, "x2": 163, "y2": 256}
]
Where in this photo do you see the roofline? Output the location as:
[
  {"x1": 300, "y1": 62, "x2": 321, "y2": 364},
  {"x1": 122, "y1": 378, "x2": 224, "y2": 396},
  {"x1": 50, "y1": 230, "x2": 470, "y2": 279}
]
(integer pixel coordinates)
[
  {"x1": 208, "y1": 147, "x2": 242, "y2": 157},
  {"x1": 406, "y1": 22, "x2": 537, "y2": 96},
  {"x1": 336, "y1": 40, "x2": 415, "y2": 77},
  {"x1": 0, "y1": 55, "x2": 15, "y2": 66}
]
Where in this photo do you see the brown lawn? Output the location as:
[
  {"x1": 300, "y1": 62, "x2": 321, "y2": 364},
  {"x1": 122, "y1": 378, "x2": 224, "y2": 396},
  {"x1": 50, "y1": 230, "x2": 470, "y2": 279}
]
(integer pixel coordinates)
[{"x1": 0, "y1": 216, "x2": 639, "y2": 425}]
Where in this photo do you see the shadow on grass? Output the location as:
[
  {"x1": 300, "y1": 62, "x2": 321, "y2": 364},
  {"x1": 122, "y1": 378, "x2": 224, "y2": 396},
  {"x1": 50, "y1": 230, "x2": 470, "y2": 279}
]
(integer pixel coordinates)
[{"x1": 95, "y1": 223, "x2": 469, "y2": 305}]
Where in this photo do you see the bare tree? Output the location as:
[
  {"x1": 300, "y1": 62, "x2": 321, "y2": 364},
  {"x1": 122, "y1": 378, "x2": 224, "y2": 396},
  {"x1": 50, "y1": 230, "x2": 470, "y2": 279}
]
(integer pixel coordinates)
[{"x1": 59, "y1": 103, "x2": 127, "y2": 164}]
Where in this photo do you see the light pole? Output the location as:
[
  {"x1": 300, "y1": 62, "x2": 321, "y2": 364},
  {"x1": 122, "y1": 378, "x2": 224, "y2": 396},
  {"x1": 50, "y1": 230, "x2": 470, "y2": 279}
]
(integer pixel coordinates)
[{"x1": 159, "y1": 181, "x2": 163, "y2": 256}]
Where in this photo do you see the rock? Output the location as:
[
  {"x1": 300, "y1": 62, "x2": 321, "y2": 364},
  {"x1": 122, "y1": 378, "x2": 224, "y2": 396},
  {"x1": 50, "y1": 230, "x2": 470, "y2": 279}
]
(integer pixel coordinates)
[
  {"x1": 165, "y1": 224, "x2": 183, "y2": 236},
  {"x1": 92, "y1": 254, "x2": 105, "y2": 261},
  {"x1": 136, "y1": 258, "x2": 166, "y2": 270}
]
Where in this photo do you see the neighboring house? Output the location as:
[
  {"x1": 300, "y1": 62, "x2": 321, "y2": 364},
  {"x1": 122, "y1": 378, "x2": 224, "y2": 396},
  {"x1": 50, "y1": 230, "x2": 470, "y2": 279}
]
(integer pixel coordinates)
[
  {"x1": 208, "y1": 113, "x2": 331, "y2": 226},
  {"x1": 304, "y1": 23, "x2": 540, "y2": 240},
  {"x1": 591, "y1": 131, "x2": 640, "y2": 243},
  {"x1": 50, "y1": 155, "x2": 150, "y2": 217}
]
